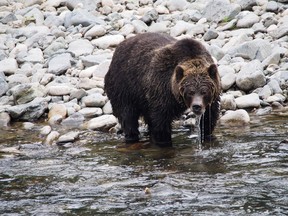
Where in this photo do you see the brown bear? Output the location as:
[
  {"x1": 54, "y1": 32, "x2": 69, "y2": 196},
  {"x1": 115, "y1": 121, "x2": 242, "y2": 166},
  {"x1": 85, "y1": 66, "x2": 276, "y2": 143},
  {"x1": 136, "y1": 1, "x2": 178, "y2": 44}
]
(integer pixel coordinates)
[{"x1": 104, "y1": 33, "x2": 221, "y2": 147}]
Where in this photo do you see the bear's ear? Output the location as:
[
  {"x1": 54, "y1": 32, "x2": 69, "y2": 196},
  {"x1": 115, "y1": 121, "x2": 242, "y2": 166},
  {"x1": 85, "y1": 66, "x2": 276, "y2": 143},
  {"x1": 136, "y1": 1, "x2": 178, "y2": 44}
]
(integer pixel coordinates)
[
  {"x1": 208, "y1": 64, "x2": 218, "y2": 80},
  {"x1": 175, "y1": 66, "x2": 184, "y2": 82}
]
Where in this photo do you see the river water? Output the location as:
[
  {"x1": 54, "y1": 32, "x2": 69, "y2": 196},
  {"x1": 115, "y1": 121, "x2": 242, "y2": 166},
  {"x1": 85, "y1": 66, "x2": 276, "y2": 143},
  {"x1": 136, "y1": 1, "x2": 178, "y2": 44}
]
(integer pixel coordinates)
[{"x1": 0, "y1": 113, "x2": 288, "y2": 215}]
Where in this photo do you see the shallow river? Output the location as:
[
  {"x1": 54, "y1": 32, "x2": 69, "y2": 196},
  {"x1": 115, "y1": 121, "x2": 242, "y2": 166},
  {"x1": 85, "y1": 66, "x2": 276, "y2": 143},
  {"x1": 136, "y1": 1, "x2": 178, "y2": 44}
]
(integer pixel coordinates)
[{"x1": 0, "y1": 114, "x2": 288, "y2": 215}]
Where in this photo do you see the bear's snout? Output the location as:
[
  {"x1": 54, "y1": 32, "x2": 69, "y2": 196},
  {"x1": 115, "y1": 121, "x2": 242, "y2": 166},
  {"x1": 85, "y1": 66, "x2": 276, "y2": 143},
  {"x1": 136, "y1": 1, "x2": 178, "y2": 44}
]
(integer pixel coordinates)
[{"x1": 191, "y1": 95, "x2": 205, "y2": 116}]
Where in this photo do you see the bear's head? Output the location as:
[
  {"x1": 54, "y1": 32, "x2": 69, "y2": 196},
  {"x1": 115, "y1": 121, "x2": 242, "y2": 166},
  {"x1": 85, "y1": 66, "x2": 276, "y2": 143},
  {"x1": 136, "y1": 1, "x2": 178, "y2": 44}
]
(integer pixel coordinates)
[{"x1": 172, "y1": 59, "x2": 221, "y2": 116}]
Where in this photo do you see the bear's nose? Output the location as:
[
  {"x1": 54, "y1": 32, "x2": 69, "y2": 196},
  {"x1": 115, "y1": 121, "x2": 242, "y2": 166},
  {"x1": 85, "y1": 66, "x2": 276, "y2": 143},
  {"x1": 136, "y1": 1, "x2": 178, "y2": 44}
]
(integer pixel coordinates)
[{"x1": 192, "y1": 105, "x2": 202, "y2": 113}]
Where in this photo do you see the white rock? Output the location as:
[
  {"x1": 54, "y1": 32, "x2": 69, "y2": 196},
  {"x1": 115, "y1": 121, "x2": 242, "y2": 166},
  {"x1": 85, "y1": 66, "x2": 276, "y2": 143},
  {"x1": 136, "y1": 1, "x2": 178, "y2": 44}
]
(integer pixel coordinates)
[
  {"x1": 40, "y1": 125, "x2": 52, "y2": 136},
  {"x1": 48, "y1": 103, "x2": 67, "y2": 120},
  {"x1": 235, "y1": 93, "x2": 260, "y2": 108},
  {"x1": 237, "y1": 11, "x2": 260, "y2": 28},
  {"x1": 91, "y1": 35, "x2": 124, "y2": 49},
  {"x1": 87, "y1": 114, "x2": 117, "y2": 130},
  {"x1": 48, "y1": 53, "x2": 72, "y2": 75},
  {"x1": 23, "y1": 122, "x2": 35, "y2": 130},
  {"x1": 92, "y1": 60, "x2": 111, "y2": 78},
  {"x1": 23, "y1": 48, "x2": 44, "y2": 63},
  {"x1": 221, "y1": 73, "x2": 236, "y2": 91},
  {"x1": 266, "y1": 94, "x2": 286, "y2": 103},
  {"x1": 84, "y1": 25, "x2": 106, "y2": 38},
  {"x1": 167, "y1": 0, "x2": 187, "y2": 12},
  {"x1": 221, "y1": 94, "x2": 237, "y2": 110},
  {"x1": 170, "y1": 20, "x2": 192, "y2": 37},
  {"x1": 47, "y1": 85, "x2": 74, "y2": 96},
  {"x1": 82, "y1": 93, "x2": 107, "y2": 107},
  {"x1": 219, "y1": 109, "x2": 250, "y2": 126},
  {"x1": 78, "y1": 107, "x2": 103, "y2": 118},
  {"x1": 155, "y1": 5, "x2": 169, "y2": 14},
  {"x1": 103, "y1": 100, "x2": 113, "y2": 114},
  {"x1": 68, "y1": 39, "x2": 94, "y2": 56},
  {"x1": 132, "y1": 20, "x2": 148, "y2": 33},
  {"x1": 119, "y1": 24, "x2": 135, "y2": 36},
  {"x1": 0, "y1": 58, "x2": 18, "y2": 75},
  {"x1": 44, "y1": 131, "x2": 60, "y2": 145},
  {"x1": 57, "y1": 131, "x2": 80, "y2": 143}
]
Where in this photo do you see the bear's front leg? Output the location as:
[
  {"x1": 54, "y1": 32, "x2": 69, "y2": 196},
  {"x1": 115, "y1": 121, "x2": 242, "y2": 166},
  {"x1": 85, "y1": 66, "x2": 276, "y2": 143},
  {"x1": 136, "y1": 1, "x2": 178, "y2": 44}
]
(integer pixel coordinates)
[{"x1": 149, "y1": 122, "x2": 172, "y2": 147}]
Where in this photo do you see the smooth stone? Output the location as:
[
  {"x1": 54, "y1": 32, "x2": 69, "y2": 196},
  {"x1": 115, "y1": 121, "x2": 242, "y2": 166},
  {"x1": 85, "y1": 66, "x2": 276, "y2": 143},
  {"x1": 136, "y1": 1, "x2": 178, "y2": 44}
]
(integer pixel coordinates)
[
  {"x1": 0, "y1": 112, "x2": 10, "y2": 127},
  {"x1": 23, "y1": 48, "x2": 44, "y2": 63},
  {"x1": 203, "y1": 29, "x2": 219, "y2": 41},
  {"x1": 266, "y1": 94, "x2": 286, "y2": 103},
  {"x1": 258, "y1": 85, "x2": 272, "y2": 99},
  {"x1": 6, "y1": 74, "x2": 30, "y2": 87},
  {"x1": 87, "y1": 114, "x2": 117, "y2": 130},
  {"x1": 208, "y1": 44, "x2": 225, "y2": 61},
  {"x1": 220, "y1": 109, "x2": 250, "y2": 126},
  {"x1": 102, "y1": 100, "x2": 113, "y2": 114},
  {"x1": 78, "y1": 78, "x2": 100, "y2": 90},
  {"x1": 61, "y1": 112, "x2": 85, "y2": 127},
  {"x1": 68, "y1": 39, "x2": 94, "y2": 57},
  {"x1": 235, "y1": 93, "x2": 261, "y2": 108},
  {"x1": 91, "y1": 35, "x2": 125, "y2": 49},
  {"x1": 255, "y1": 107, "x2": 272, "y2": 115},
  {"x1": 70, "y1": 89, "x2": 87, "y2": 101},
  {"x1": 44, "y1": 131, "x2": 60, "y2": 145},
  {"x1": 221, "y1": 94, "x2": 237, "y2": 110},
  {"x1": 48, "y1": 103, "x2": 67, "y2": 120},
  {"x1": 236, "y1": 0, "x2": 257, "y2": 10},
  {"x1": 221, "y1": 73, "x2": 236, "y2": 91},
  {"x1": 268, "y1": 79, "x2": 282, "y2": 94},
  {"x1": 82, "y1": 93, "x2": 107, "y2": 107},
  {"x1": 170, "y1": 20, "x2": 192, "y2": 37},
  {"x1": 48, "y1": 53, "x2": 73, "y2": 75},
  {"x1": 0, "y1": 58, "x2": 18, "y2": 75},
  {"x1": 40, "y1": 125, "x2": 52, "y2": 136},
  {"x1": 119, "y1": 23, "x2": 135, "y2": 36},
  {"x1": 78, "y1": 107, "x2": 103, "y2": 118},
  {"x1": 167, "y1": 0, "x2": 187, "y2": 12},
  {"x1": 47, "y1": 85, "x2": 74, "y2": 96},
  {"x1": 148, "y1": 22, "x2": 169, "y2": 33},
  {"x1": 236, "y1": 60, "x2": 266, "y2": 91},
  {"x1": 0, "y1": 75, "x2": 9, "y2": 96},
  {"x1": 266, "y1": 1, "x2": 278, "y2": 12},
  {"x1": 131, "y1": 19, "x2": 148, "y2": 33},
  {"x1": 23, "y1": 122, "x2": 35, "y2": 130},
  {"x1": 84, "y1": 25, "x2": 106, "y2": 38},
  {"x1": 236, "y1": 11, "x2": 260, "y2": 28},
  {"x1": 57, "y1": 131, "x2": 80, "y2": 144},
  {"x1": 92, "y1": 60, "x2": 111, "y2": 78}
]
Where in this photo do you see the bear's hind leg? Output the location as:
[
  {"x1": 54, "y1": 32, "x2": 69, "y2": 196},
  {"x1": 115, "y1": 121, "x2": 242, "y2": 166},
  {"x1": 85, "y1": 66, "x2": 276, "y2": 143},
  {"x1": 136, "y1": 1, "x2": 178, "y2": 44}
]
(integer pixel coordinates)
[{"x1": 119, "y1": 108, "x2": 140, "y2": 144}]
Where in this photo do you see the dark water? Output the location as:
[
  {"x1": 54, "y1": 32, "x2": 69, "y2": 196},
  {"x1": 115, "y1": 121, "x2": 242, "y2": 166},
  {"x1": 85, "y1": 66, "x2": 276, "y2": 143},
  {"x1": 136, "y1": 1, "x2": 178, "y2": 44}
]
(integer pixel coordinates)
[{"x1": 0, "y1": 114, "x2": 288, "y2": 215}]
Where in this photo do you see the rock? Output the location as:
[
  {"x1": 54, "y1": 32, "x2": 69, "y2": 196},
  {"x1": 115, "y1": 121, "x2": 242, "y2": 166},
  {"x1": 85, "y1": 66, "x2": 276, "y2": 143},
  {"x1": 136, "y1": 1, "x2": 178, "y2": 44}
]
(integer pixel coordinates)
[
  {"x1": 141, "y1": 9, "x2": 158, "y2": 25},
  {"x1": 87, "y1": 114, "x2": 117, "y2": 130},
  {"x1": 255, "y1": 107, "x2": 272, "y2": 115},
  {"x1": 6, "y1": 74, "x2": 30, "y2": 86},
  {"x1": 221, "y1": 94, "x2": 237, "y2": 110},
  {"x1": 78, "y1": 107, "x2": 103, "y2": 118},
  {"x1": 119, "y1": 23, "x2": 135, "y2": 36},
  {"x1": 82, "y1": 93, "x2": 107, "y2": 107},
  {"x1": 78, "y1": 78, "x2": 101, "y2": 90},
  {"x1": 61, "y1": 112, "x2": 85, "y2": 127},
  {"x1": 203, "y1": 0, "x2": 240, "y2": 23},
  {"x1": 48, "y1": 53, "x2": 73, "y2": 75},
  {"x1": 40, "y1": 125, "x2": 52, "y2": 136},
  {"x1": 84, "y1": 25, "x2": 106, "y2": 38},
  {"x1": 48, "y1": 103, "x2": 67, "y2": 120},
  {"x1": 70, "y1": 89, "x2": 87, "y2": 101},
  {"x1": 236, "y1": 0, "x2": 257, "y2": 10},
  {"x1": 208, "y1": 45, "x2": 224, "y2": 61},
  {"x1": 57, "y1": 131, "x2": 80, "y2": 144},
  {"x1": 44, "y1": 131, "x2": 60, "y2": 145},
  {"x1": 23, "y1": 48, "x2": 44, "y2": 63},
  {"x1": 236, "y1": 60, "x2": 266, "y2": 91},
  {"x1": 10, "y1": 83, "x2": 45, "y2": 105},
  {"x1": 268, "y1": 79, "x2": 282, "y2": 94},
  {"x1": 7, "y1": 97, "x2": 48, "y2": 121},
  {"x1": 91, "y1": 35, "x2": 125, "y2": 49},
  {"x1": 266, "y1": 1, "x2": 278, "y2": 12},
  {"x1": 219, "y1": 109, "x2": 250, "y2": 126},
  {"x1": 47, "y1": 85, "x2": 74, "y2": 96},
  {"x1": 0, "y1": 73, "x2": 9, "y2": 96},
  {"x1": 103, "y1": 100, "x2": 113, "y2": 114},
  {"x1": 203, "y1": 29, "x2": 219, "y2": 41},
  {"x1": 148, "y1": 22, "x2": 169, "y2": 33},
  {"x1": 68, "y1": 39, "x2": 94, "y2": 56},
  {"x1": 0, "y1": 112, "x2": 10, "y2": 127},
  {"x1": 170, "y1": 20, "x2": 191, "y2": 37},
  {"x1": 258, "y1": 85, "x2": 272, "y2": 99},
  {"x1": 23, "y1": 122, "x2": 35, "y2": 130},
  {"x1": 235, "y1": 93, "x2": 261, "y2": 108},
  {"x1": 132, "y1": 19, "x2": 148, "y2": 33},
  {"x1": 0, "y1": 58, "x2": 18, "y2": 75},
  {"x1": 236, "y1": 11, "x2": 260, "y2": 28},
  {"x1": 167, "y1": 0, "x2": 187, "y2": 12},
  {"x1": 266, "y1": 94, "x2": 286, "y2": 103},
  {"x1": 92, "y1": 60, "x2": 111, "y2": 78},
  {"x1": 221, "y1": 73, "x2": 236, "y2": 91}
]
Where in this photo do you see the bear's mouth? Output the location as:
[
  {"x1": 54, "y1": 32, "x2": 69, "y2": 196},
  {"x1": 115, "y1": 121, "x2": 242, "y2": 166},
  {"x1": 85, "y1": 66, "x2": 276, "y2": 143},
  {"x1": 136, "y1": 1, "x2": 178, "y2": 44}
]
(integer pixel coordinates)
[{"x1": 190, "y1": 95, "x2": 206, "y2": 116}]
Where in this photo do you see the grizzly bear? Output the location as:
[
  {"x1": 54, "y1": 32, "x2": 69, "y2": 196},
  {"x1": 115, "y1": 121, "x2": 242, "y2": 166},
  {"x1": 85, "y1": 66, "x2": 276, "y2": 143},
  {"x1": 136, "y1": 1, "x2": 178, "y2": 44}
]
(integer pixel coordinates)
[{"x1": 104, "y1": 33, "x2": 221, "y2": 147}]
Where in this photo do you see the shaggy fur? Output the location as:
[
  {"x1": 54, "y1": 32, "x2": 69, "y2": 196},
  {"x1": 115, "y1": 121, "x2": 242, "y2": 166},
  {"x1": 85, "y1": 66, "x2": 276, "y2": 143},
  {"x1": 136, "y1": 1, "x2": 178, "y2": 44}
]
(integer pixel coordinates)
[{"x1": 104, "y1": 33, "x2": 221, "y2": 147}]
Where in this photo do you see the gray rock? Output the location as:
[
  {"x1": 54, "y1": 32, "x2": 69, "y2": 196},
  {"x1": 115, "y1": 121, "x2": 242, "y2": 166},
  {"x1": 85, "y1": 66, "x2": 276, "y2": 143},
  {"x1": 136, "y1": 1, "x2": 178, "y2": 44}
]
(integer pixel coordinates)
[
  {"x1": 84, "y1": 25, "x2": 106, "y2": 38},
  {"x1": 64, "y1": 9, "x2": 105, "y2": 27},
  {"x1": 40, "y1": 125, "x2": 52, "y2": 137},
  {"x1": 266, "y1": 94, "x2": 286, "y2": 103},
  {"x1": 103, "y1": 100, "x2": 113, "y2": 114},
  {"x1": 167, "y1": 0, "x2": 187, "y2": 12},
  {"x1": 255, "y1": 107, "x2": 272, "y2": 115},
  {"x1": 24, "y1": 7, "x2": 44, "y2": 25},
  {"x1": 266, "y1": 1, "x2": 278, "y2": 12},
  {"x1": 148, "y1": 22, "x2": 169, "y2": 33},
  {"x1": 268, "y1": 79, "x2": 282, "y2": 94},
  {"x1": 0, "y1": 58, "x2": 18, "y2": 75},
  {"x1": 10, "y1": 83, "x2": 45, "y2": 105},
  {"x1": 236, "y1": 60, "x2": 266, "y2": 91},
  {"x1": 203, "y1": 29, "x2": 219, "y2": 41},
  {"x1": 6, "y1": 74, "x2": 30, "y2": 87},
  {"x1": 91, "y1": 35, "x2": 125, "y2": 49},
  {"x1": 236, "y1": 0, "x2": 257, "y2": 10},
  {"x1": 44, "y1": 14, "x2": 64, "y2": 27},
  {"x1": 7, "y1": 97, "x2": 48, "y2": 121},
  {"x1": 208, "y1": 45, "x2": 225, "y2": 61},
  {"x1": 141, "y1": 9, "x2": 159, "y2": 24},
  {"x1": 57, "y1": 131, "x2": 80, "y2": 144},
  {"x1": 61, "y1": 112, "x2": 85, "y2": 127},
  {"x1": 78, "y1": 107, "x2": 103, "y2": 118},
  {"x1": 43, "y1": 37, "x2": 66, "y2": 57},
  {"x1": 68, "y1": 39, "x2": 94, "y2": 56},
  {"x1": 236, "y1": 11, "x2": 260, "y2": 28},
  {"x1": 92, "y1": 60, "x2": 111, "y2": 78},
  {"x1": 82, "y1": 93, "x2": 107, "y2": 107},
  {"x1": 219, "y1": 109, "x2": 250, "y2": 126},
  {"x1": 87, "y1": 114, "x2": 117, "y2": 130},
  {"x1": 78, "y1": 78, "x2": 101, "y2": 90},
  {"x1": 0, "y1": 74, "x2": 8, "y2": 96},
  {"x1": 0, "y1": 112, "x2": 10, "y2": 127},
  {"x1": 221, "y1": 73, "x2": 236, "y2": 91},
  {"x1": 47, "y1": 85, "x2": 75, "y2": 96},
  {"x1": 119, "y1": 23, "x2": 135, "y2": 36},
  {"x1": 70, "y1": 89, "x2": 87, "y2": 101},
  {"x1": 44, "y1": 131, "x2": 60, "y2": 145},
  {"x1": 221, "y1": 94, "x2": 237, "y2": 110},
  {"x1": 235, "y1": 93, "x2": 261, "y2": 108},
  {"x1": 132, "y1": 19, "x2": 148, "y2": 33},
  {"x1": 48, "y1": 53, "x2": 73, "y2": 75},
  {"x1": 258, "y1": 85, "x2": 272, "y2": 99},
  {"x1": 203, "y1": 0, "x2": 241, "y2": 23},
  {"x1": 170, "y1": 20, "x2": 191, "y2": 37},
  {"x1": 23, "y1": 48, "x2": 44, "y2": 63}
]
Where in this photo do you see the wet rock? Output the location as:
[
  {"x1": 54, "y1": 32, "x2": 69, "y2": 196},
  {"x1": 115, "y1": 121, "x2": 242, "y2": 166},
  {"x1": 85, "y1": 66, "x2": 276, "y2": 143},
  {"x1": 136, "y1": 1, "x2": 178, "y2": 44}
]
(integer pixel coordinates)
[
  {"x1": 48, "y1": 53, "x2": 73, "y2": 75},
  {"x1": 7, "y1": 97, "x2": 48, "y2": 121},
  {"x1": 0, "y1": 112, "x2": 10, "y2": 127},
  {"x1": 40, "y1": 125, "x2": 52, "y2": 137},
  {"x1": 221, "y1": 94, "x2": 237, "y2": 110},
  {"x1": 87, "y1": 114, "x2": 117, "y2": 131},
  {"x1": 219, "y1": 109, "x2": 250, "y2": 126},
  {"x1": 255, "y1": 107, "x2": 272, "y2": 115},
  {"x1": 57, "y1": 131, "x2": 80, "y2": 144},
  {"x1": 44, "y1": 131, "x2": 60, "y2": 145},
  {"x1": 236, "y1": 60, "x2": 266, "y2": 91},
  {"x1": 61, "y1": 112, "x2": 85, "y2": 127},
  {"x1": 91, "y1": 35, "x2": 125, "y2": 49},
  {"x1": 82, "y1": 93, "x2": 107, "y2": 107},
  {"x1": 78, "y1": 107, "x2": 103, "y2": 118},
  {"x1": 235, "y1": 93, "x2": 261, "y2": 108},
  {"x1": 23, "y1": 122, "x2": 35, "y2": 130}
]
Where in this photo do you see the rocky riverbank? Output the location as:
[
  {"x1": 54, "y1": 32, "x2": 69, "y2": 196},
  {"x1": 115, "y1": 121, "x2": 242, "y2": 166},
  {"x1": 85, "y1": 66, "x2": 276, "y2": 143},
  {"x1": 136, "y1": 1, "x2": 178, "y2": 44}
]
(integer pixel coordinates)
[{"x1": 0, "y1": 0, "x2": 287, "y2": 145}]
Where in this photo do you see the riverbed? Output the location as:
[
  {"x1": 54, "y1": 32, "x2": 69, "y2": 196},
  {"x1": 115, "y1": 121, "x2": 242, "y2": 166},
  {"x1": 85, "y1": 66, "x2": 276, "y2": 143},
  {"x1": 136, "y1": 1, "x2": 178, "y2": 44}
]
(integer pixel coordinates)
[{"x1": 0, "y1": 113, "x2": 288, "y2": 215}]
